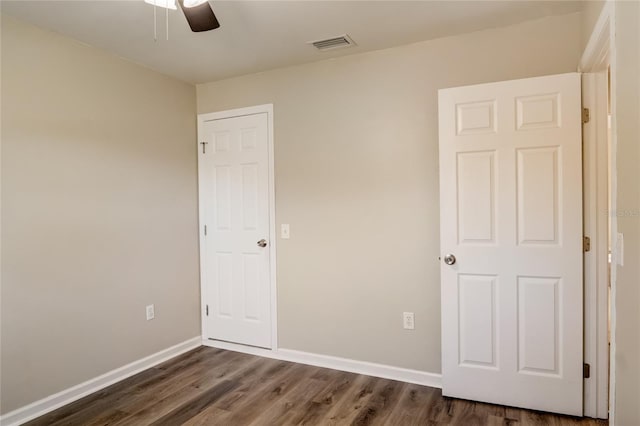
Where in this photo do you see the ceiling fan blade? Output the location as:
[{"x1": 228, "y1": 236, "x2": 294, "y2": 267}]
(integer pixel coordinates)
[{"x1": 178, "y1": 0, "x2": 220, "y2": 32}]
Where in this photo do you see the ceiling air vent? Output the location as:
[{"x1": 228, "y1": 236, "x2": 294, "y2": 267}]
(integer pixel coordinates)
[{"x1": 310, "y1": 34, "x2": 356, "y2": 51}]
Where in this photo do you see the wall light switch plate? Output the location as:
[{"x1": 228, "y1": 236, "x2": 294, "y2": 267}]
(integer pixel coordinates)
[
  {"x1": 146, "y1": 304, "x2": 155, "y2": 321},
  {"x1": 281, "y1": 224, "x2": 290, "y2": 239}
]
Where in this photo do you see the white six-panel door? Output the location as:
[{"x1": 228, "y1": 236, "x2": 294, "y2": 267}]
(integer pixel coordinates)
[
  {"x1": 438, "y1": 73, "x2": 583, "y2": 415},
  {"x1": 199, "y1": 112, "x2": 272, "y2": 349}
]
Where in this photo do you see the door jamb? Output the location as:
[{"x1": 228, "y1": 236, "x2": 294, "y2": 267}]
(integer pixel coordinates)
[
  {"x1": 579, "y1": 2, "x2": 614, "y2": 420},
  {"x1": 196, "y1": 104, "x2": 278, "y2": 350}
]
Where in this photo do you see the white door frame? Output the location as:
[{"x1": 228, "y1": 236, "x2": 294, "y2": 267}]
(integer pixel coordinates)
[
  {"x1": 579, "y1": 2, "x2": 614, "y2": 420},
  {"x1": 197, "y1": 103, "x2": 278, "y2": 350}
]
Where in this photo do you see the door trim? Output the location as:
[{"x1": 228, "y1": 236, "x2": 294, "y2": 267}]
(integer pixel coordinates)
[
  {"x1": 196, "y1": 104, "x2": 277, "y2": 350},
  {"x1": 580, "y1": 2, "x2": 614, "y2": 420},
  {"x1": 581, "y1": 73, "x2": 610, "y2": 420}
]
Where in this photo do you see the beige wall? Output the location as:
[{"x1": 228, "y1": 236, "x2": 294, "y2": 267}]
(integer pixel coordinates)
[
  {"x1": 612, "y1": 2, "x2": 640, "y2": 424},
  {"x1": 197, "y1": 13, "x2": 582, "y2": 373},
  {"x1": 1, "y1": 16, "x2": 200, "y2": 413}
]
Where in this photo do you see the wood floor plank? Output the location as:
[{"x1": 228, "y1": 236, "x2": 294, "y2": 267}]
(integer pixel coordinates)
[
  {"x1": 288, "y1": 370, "x2": 360, "y2": 425},
  {"x1": 447, "y1": 398, "x2": 489, "y2": 426},
  {"x1": 46, "y1": 347, "x2": 241, "y2": 426},
  {"x1": 150, "y1": 379, "x2": 240, "y2": 426},
  {"x1": 351, "y1": 377, "x2": 405, "y2": 426},
  {"x1": 24, "y1": 346, "x2": 610, "y2": 426},
  {"x1": 321, "y1": 374, "x2": 381, "y2": 425},
  {"x1": 425, "y1": 392, "x2": 457, "y2": 424},
  {"x1": 487, "y1": 414, "x2": 521, "y2": 426},
  {"x1": 22, "y1": 362, "x2": 165, "y2": 426},
  {"x1": 117, "y1": 348, "x2": 243, "y2": 414},
  {"x1": 25, "y1": 347, "x2": 217, "y2": 426},
  {"x1": 383, "y1": 382, "x2": 441, "y2": 426},
  {"x1": 179, "y1": 407, "x2": 232, "y2": 426},
  {"x1": 111, "y1": 352, "x2": 260, "y2": 425},
  {"x1": 213, "y1": 360, "x2": 300, "y2": 412},
  {"x1": 245, "y1": 375, "x2": 330, "y2": 426},
  {"x1": 200, "y1": 362, "x2": 318, "y2": 426}
]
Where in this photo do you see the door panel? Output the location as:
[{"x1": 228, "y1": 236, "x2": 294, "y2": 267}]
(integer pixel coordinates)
[
  {"x1": 456, "y1": 151, "x2": 496, "y2": 244},
  {"x1": 200, "y1": 112, "x2": 271, "y2": 349},
  {"x1": 458, "y1": 274, "x2": 498, "y2": 368},
  {"x1": 517, "y1": 276, "x2": 560, "y2": 375},
  {"x1": 439, "y1": 73, "x2": 583, "y2": 415},
  {"x1": 517, "y1": 147, "x2": 560, "y2": 244}
]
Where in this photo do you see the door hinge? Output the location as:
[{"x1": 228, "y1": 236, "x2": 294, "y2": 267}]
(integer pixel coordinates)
[
  {"x1": 206, "y1": 305, "x2": 209, "y2": 316},
  {"x1": 200, "y1": 141, "x2": 208, "y2": 154},
  {"x1": 204, "y1": 225, "x2": 207, "y2": 236},
  {"x1": 584, "y1": 363, "x2": 591, "y2": 379},
  {"x1": 584, "y1": 236, "x2": 591, "y2": 252},
  {"x1": 582, "y1": 108, "x2": 590, "y2": 124}
]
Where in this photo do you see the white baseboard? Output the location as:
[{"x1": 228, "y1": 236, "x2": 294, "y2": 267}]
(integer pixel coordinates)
[
  {"x1": 0, "y1": 336, "x2": 202, "y2": 426},
  {"x1": 202, "y1": 339, "x2": 442, "y2": 389}
]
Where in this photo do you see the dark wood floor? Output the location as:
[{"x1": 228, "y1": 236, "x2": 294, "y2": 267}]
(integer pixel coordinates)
[{"x1": 26, "y1": 346, "x2": 607, "y2": 426}]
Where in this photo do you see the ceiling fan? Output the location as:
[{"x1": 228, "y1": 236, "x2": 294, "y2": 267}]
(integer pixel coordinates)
[{"x1": 144, "y1": 0, "x2": 220, "y2": 32}]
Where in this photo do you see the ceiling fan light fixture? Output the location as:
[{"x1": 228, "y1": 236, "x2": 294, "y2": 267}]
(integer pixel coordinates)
[
  {"x1": 183, "y1": 0, "x2": 208, "y2": 8},
  {"x1": 144, "y1": 0, "x2": 177, "y2": 10}
]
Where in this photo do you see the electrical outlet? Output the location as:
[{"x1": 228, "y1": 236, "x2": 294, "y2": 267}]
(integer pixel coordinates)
[
  {"x1": 403, "y1": 312, "x2": 415, "y2": 330},
  {"x1": 281, "y1": 224, "x2": 290, "y2": 239},
  {"x1": 146, "y1": 304, "x2": 155, "y2": 321}
]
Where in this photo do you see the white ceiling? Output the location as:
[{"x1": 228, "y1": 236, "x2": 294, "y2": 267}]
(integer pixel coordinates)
[{"x1": 1, "y1": 0, "x2": 582, "y2": 84}]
